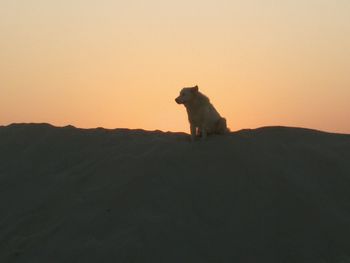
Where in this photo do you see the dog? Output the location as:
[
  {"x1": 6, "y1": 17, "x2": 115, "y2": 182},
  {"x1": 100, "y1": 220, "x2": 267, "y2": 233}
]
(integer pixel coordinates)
[{"x1": 175, "y1": 85, "x2": 229, "y2": 141}]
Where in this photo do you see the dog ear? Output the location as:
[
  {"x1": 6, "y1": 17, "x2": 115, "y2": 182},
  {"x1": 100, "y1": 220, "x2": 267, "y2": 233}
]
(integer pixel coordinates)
[{"x1": 192, "y1": 85, "x2": 198, "y2": 92}]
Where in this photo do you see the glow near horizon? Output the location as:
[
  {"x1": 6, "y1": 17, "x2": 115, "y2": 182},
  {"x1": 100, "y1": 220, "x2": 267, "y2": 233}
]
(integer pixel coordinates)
[{"x1": 1, "y1": 0, "x2": 349, "y2": 133}]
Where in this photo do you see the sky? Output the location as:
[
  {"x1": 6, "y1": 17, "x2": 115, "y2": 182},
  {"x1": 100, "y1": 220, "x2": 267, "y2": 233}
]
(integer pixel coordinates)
[{"x1": 1, "y1": 0, "x2": 349, "y2": 133}]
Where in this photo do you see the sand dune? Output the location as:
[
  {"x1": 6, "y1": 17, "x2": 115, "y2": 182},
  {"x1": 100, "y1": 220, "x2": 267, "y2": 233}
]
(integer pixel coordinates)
[{"x1": 0, "y1": 123, "x2": 350, "y2": 263}]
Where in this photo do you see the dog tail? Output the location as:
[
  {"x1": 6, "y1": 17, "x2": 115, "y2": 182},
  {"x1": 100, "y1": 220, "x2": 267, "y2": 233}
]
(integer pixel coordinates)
[{"x1": 216, "y1": 118, "x2": 230, "y2": 134}]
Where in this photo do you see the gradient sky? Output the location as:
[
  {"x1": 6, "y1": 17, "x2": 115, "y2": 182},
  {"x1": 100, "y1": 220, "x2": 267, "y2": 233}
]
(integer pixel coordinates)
[{"x1": 1, "y1": 0, "x2": 349, "y2": 133}]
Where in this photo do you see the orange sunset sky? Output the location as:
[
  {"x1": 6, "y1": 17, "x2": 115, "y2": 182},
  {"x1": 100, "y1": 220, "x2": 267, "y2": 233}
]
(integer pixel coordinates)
[{"x1": 1, "y1": 0, "x2": 349, "y2": 133}]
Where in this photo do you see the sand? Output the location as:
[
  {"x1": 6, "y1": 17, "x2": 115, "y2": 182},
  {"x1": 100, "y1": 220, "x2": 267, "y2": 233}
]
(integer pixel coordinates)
[{"x1": 0, "y1": 123, "x2": 350, "y2": 263}]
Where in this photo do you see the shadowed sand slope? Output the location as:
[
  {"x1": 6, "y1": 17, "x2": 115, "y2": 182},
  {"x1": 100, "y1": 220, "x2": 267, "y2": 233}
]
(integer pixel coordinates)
[{"x1": 1, "y1": 123, "x2": 350, "y2": 263}]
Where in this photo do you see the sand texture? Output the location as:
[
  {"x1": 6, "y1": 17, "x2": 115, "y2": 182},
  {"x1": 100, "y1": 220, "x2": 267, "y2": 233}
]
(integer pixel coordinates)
[{"x1": 1, "y1": 123, "x2": 350, "y2": 263}]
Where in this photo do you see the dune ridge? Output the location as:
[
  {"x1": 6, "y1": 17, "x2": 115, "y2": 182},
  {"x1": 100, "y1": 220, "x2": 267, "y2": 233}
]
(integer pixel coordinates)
[{"x1": 0, "y1": 123, "x2": 350, "y2": 263}]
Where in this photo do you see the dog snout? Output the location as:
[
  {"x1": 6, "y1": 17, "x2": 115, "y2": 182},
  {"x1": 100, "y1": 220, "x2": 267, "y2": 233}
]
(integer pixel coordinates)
[{"x1": 175, "y1": 97, "x2": 181, "y2": 104}]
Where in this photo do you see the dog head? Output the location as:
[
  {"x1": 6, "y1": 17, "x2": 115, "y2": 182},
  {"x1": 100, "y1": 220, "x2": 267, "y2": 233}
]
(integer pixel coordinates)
[{"x1": 175, "y1": 85, "x2": 198, "y2": 104}]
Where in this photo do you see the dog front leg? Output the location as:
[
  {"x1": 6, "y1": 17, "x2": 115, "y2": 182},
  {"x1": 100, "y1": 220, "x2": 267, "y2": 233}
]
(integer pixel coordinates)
[{"x1": 190, "y1": 125, "x2": 196, "y2": 141}]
